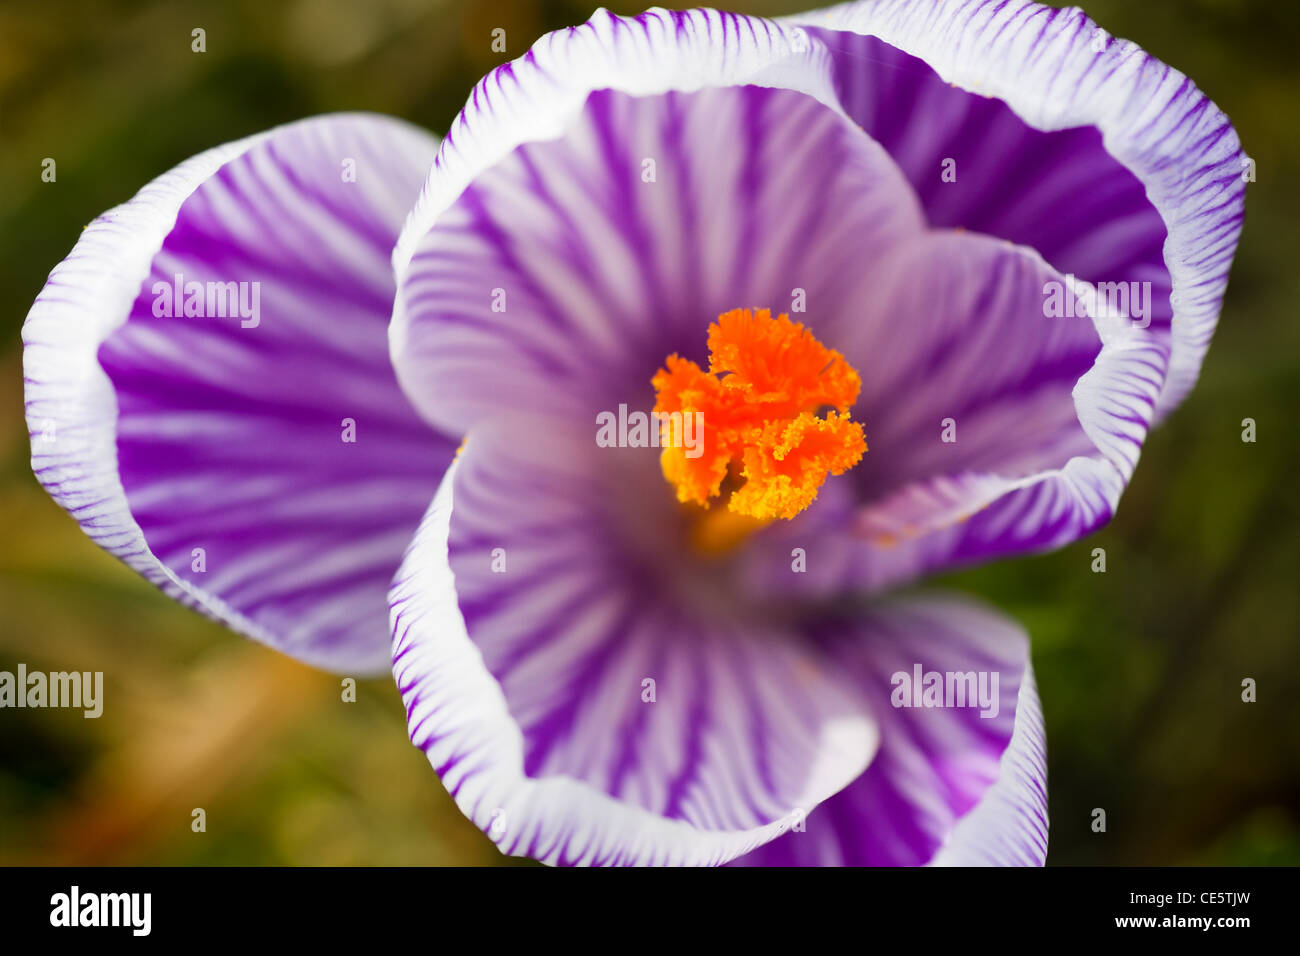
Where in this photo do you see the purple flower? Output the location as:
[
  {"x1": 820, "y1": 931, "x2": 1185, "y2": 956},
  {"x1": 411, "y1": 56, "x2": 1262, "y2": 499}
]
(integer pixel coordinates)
[{"x1": 23, "y1": 1, "x2": 1244, "y2": 866}]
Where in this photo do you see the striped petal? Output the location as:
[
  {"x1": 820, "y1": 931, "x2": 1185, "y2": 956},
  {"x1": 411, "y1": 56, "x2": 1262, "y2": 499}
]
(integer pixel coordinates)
[
  {"x1": 393, "y1": 7, "x2": 845, "y2": 284},
  {"x1": 394, "y1": 80, "x2": 920, "y2": 436},
  {"x1": 391, "y1": 420, "x2": 881, "y2": 866},
  {"x1": 737, "y1": 233, "x2": 1168, "y2": 597},
  {"x1": 735, "y1": 594, "x2": 1047, "y2": 866},
  {"x1": 788, "y1": 0, "x2": 1246, "y2": 421},
  {"x1": 23, "y1": 114, "x2": 455, "y2": 674}
]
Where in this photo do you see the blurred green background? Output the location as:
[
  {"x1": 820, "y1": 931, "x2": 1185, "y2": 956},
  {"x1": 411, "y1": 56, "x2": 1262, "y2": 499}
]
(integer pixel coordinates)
[{"x1": 1, "y1": 0, "x2": 1296, "y2": 865}]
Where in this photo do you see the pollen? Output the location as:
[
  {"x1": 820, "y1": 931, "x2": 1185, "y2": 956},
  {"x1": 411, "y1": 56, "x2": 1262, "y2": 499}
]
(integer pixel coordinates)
[{"x1": 651, "y1": 308, "x2": 866, "y2": 522}]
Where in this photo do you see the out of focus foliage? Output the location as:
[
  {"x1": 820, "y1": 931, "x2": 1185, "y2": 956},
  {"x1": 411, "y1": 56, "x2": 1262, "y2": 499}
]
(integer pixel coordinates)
[{"x1": 1, "y1": 0, "x2": 1296, "y2": 865}]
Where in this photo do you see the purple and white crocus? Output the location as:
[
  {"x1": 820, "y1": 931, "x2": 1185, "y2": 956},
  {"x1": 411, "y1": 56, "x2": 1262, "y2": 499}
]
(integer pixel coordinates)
[{"x1": 24, "y1": 1, "x2": 1244, "y2": 866}]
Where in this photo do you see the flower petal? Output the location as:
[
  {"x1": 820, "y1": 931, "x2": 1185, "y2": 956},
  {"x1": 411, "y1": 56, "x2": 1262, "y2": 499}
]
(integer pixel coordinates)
[
  {"x1": 737, "y1": 232, "x2": 1167, "y2": 597},
  {"x1": 394, "y1": 77, "x2": 921, "y2": 435},
  {"x1": 788, "y1": 0, "x2": 1246, "y2": 421},
  {"x1": 734, "y1": 594, "x2": 1048, "y2": 866},
  {"x1": 23, "y1": 113, "x2": 455, "y2": 674},
  {"x1": 391, "y1": 7, "x2": 919, "y2": 437},
  {"x1": 393, "y1": 7, "x2": 845, "y2": 279},
  {"x1": 390, "y1": 420, "x2": 881, "y2": 866}
]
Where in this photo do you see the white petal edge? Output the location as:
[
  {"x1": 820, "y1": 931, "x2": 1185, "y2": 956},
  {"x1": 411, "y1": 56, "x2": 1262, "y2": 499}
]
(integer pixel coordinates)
[{"x1": 929, "y1": 657, "x2": 1048, "y2": 866}]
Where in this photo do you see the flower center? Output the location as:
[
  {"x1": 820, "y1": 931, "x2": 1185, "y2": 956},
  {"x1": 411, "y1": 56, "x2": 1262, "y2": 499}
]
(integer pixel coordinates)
[{"x1": 651, "y1": 308, "x2": 866, "y2": 541}]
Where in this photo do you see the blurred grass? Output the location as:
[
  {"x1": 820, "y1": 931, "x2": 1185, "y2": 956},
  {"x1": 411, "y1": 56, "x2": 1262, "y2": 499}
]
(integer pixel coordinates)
[{"x1": 1, "y1": 0, "x2": 1297, "y2": 865}]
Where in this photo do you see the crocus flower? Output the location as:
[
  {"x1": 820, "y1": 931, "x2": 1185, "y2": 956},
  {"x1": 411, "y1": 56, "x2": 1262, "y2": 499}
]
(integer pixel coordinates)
[{"x1": 24, "y1": 0, "x2": 1244, "y2": 866}]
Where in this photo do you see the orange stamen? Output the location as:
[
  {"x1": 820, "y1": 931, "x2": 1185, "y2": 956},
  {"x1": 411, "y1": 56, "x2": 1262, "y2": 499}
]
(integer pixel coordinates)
[{"x1": 651, "y1": 308, "x2": 866, "y2": 524}]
